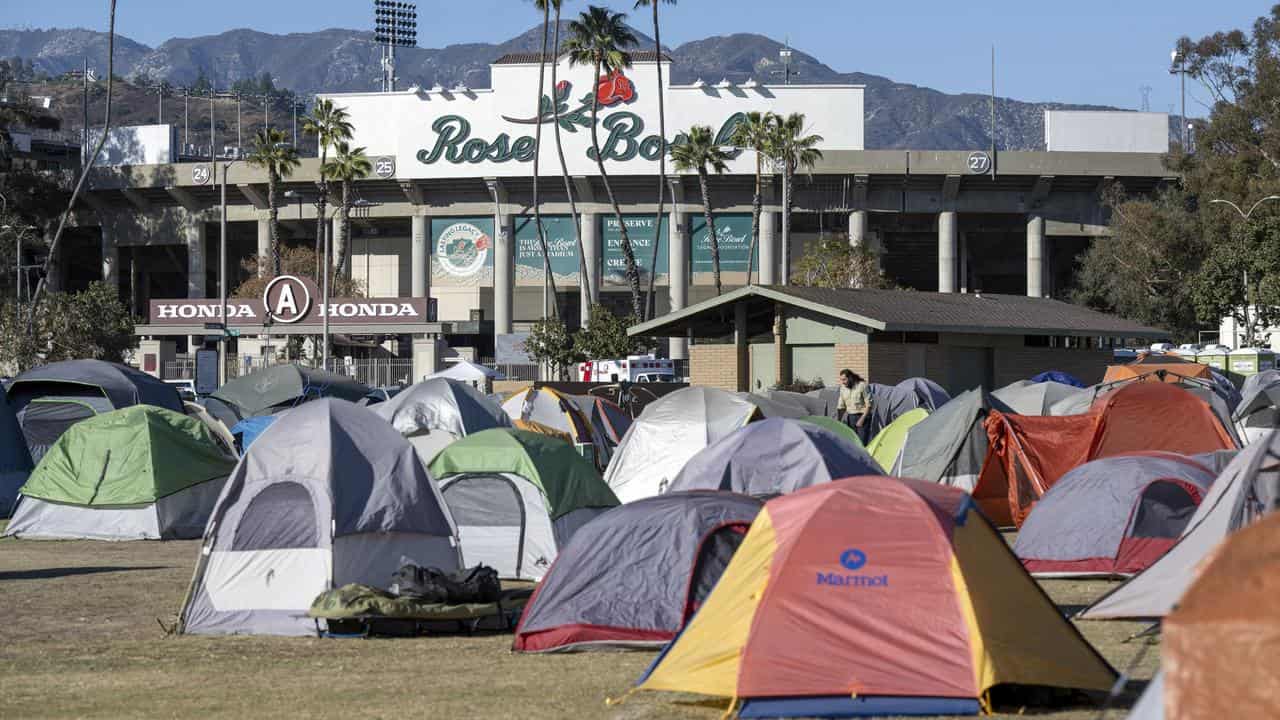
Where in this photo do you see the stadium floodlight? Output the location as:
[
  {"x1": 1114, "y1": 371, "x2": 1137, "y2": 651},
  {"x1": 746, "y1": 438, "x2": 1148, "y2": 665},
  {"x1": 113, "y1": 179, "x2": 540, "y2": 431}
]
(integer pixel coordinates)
[{"x1": 374, "y1": 0, "x2": 417, "y2": 92}]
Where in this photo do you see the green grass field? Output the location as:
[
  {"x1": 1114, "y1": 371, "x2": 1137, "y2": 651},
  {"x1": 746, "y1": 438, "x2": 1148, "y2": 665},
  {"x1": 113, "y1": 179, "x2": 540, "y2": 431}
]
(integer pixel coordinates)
[{"x1": 0, "y1": 528, "x2": 1158, "y2": 719}]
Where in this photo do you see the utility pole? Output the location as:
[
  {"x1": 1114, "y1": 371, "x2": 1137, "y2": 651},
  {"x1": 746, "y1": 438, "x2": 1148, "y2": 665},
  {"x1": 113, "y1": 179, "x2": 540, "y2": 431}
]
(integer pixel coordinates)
[
  {"x1": 1171, "y1": 48, "x2": 1189, "y2": 149},
  {"x1": 183, "y1": 87, "x2": 189, "y2": 149},
  {"x1": 772, "y1": 39, "x2": 799, "y2": 85},
  {"x1": 81, "y1": 59, "x2": 89, "y2": 168}
]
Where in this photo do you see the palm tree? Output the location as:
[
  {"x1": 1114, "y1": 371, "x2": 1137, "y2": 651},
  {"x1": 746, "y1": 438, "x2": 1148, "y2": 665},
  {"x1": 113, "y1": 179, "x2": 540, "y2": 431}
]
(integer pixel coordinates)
[
  {"x1": 633, "y1": 0, "x2": 675, "y2": 319},
  {"x1": 565, "y1": 5, "x2": 643, "y2": 319},
  {"x1": 302, "y1": 99, "x2": 353, "y2": 280},
  {"x1": 730, "y1": 111, "x2": 777, "y2": 286},
  {"x1": 245, "y1": 127, "x2": 301, "y2": 277},
  {"x1": 531, "y1": 0, "x2": 562, "y2": 320},
  {"x1": 771, "y1": 113, "x2": 824, "y2": 284},
  {"x1": 545, "y1": 0, "x2": 593, "y2": 316},
  {"x1": 322, "y1": 141, "x2": 372, "y2": 277},
  {"x1": 671, "y1": 125, "x2": 732, "y2": 295}
]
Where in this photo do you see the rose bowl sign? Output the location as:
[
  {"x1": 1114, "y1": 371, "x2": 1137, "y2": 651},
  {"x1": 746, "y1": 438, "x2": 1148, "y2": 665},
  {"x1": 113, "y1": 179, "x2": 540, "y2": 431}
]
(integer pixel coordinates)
[{"x1": 148, "y1": 275, "x2": 433, "y2": 328}]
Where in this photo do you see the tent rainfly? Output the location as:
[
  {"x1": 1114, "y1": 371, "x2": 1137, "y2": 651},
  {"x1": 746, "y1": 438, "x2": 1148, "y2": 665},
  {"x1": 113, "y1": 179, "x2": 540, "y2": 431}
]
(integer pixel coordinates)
[
  {"x1": 209, "y1": 364, "x2": 369, "y2": 420},
  {"x1": 374, "y1": 377, "x2": 511, "y2": 465}
]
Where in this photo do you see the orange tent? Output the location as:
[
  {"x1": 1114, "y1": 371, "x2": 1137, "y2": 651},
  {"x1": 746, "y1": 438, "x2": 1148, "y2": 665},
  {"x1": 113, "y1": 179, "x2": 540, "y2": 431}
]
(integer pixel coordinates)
[
  {"x1": 976, "y1": 382, "x2": 1236, "y2": 527},
  {"x1": 1102, "y1": 353, "x2": 1211, "y2": 385}
]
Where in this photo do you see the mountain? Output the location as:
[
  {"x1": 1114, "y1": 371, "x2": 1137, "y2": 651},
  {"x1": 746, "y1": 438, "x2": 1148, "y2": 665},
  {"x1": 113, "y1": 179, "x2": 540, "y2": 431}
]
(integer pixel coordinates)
[{"x1": 0, "y1": 25, "x2": 1146, "y2": 151}]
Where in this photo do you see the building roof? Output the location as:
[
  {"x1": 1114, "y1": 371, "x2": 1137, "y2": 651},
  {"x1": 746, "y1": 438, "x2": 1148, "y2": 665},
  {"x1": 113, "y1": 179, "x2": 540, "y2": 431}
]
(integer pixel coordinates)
[
  {"x1": 629, "y1": 285, "x2": 1168, "y2": 339},
  {"x1": 492, "y1": 50, "x2": 670, "y2": 65}
]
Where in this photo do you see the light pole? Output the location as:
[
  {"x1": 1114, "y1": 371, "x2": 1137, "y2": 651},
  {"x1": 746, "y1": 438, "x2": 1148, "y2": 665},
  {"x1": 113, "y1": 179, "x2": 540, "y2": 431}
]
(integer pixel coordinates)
[
  {"x1": 1170, "y1": 49, "x2": 1189, "y2": 149},
  {"x1": 1209, "y1": 196, "x2": 1280, "y2": 347},
  {"x1": 209, "y1": 87, "x2": 216, "y2": 161},
  {"x1": 218, "y1": 158, "x2": 240, "y2": 385},
  {"x1": 374, "y1": 0, "x2": 418, "y2": 92}
]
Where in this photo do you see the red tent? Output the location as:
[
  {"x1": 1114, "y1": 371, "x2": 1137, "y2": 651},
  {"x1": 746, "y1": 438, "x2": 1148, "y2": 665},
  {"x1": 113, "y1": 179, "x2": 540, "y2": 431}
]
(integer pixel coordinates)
[{"x1": 976, "y1": 382, "x2": 1235, "y2": 527}]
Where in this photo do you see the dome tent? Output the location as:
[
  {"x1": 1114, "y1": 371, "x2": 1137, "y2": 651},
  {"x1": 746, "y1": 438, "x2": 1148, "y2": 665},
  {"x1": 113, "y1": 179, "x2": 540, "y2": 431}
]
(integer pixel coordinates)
[
  {"x1": 990, "y1": 380, "x2": 1088, "y2": 416},
  {"x1": 209, "y1": 363, "x2": 369, "y2": 420},
  {"x1": 865, "y1": 407, "x2": 928, "y2": 470},
  {"x1": 0, "y1": 384, "x2": 33, "y2": 517},
  {"x1": 502, "y1": 386, "x2": 609, "y2": 469},
  {"x1": 1234, "y1": 369, "x2": 1280, "y2": 444},
  {"x1": 1014, "y1": 453, "x2": 1215, "y2": 577},
  {"x1": 179, "y1": 399, "x2": 460, "y2": 636},
  {"x1": 514, "y1": 491, "x2": 763, "y2": 653},
  {"x1": 667, "y1": 419, "x2": 883, "y2": 497},
  {"x1": 374, "y1": 377, "x2": 511, "y2": 464},
  {"x1": 604, "y1": 387, "x2": 767, "y2": 503},
  {"x1": 634, "y1": 478, "x2": 1117, "y2": 717},
  {"x1": 428, "y1": 429, "x2": 618, "y2": 581},
  {"x1": 796, "y1": 415, "x2": 862, "y2": 447},
  {"x1": 4, "y1": 406, "x2": 236, "y2": 540}
]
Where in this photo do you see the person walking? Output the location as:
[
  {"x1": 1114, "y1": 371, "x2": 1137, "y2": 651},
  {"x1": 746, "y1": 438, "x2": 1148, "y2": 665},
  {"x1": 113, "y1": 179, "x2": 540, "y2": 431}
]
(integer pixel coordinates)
[{"x1": 835, "y1": 369, "x2": 873, "y2": 445}]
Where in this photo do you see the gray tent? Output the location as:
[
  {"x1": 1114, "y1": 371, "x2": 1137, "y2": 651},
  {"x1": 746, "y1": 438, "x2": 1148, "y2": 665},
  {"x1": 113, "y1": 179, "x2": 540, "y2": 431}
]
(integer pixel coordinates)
[
  {"x1": 808, "y1": 378, "x2": 950, "y2": 436},
  {"x1": 513, "y1": 491, "x2": 763, "y2": 652},
  {"x1": 667, "y1": 418, "x2": 884, "y2": 497},
  {"x1": 179, "y1": 398, "x2": 461, "y2": 636},
  {"x1": 1079, "y1": 431, "x2": 1280, "y2": 620},
  {"x1": 1014, "y1": 453, "x2": 1215, "y2": 578},
  {"x1": 990, "y1": 380, "x2": 1088, "y2": 416},
  {"x1": 736, "y1": 392, "x2": 807, "y2": 419},
  {"x1": 373, "y1": 377, "x2": 511, "y2": 465},
  {"x1": 764, "y1": 390, "x2": 831, "y2": 417},
  {"x1": 209, "y1": 364, "x2": 369, "y2": 420},
  {"x1": 1234, "y1": 370, "x2": 1280, "y2": 444},
  {"x1": 7, "y1": 360, "x2": 183, "y2": 463},
  {"x1": 0, "y1": 384, "x2": 33, "y2": 517},
  {"x1": 891, "y1": 388, "x2": 989, "y2": 492}
]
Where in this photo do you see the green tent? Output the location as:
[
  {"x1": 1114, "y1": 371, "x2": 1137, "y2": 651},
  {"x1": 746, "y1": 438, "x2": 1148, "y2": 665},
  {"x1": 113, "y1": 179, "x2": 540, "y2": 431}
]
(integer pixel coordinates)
[
  {"x1": 865, "y1": 407, "x2": 930, "y2": 471},
  {"x1": 797, "y1": 416, "x2": 863, "y2": 448},
  {"x1": 4, "y1": 406, "x2": 237, "y2": 540},
  {"x1": 428, "y1": 429, "x2": 619, "y2": 580}
]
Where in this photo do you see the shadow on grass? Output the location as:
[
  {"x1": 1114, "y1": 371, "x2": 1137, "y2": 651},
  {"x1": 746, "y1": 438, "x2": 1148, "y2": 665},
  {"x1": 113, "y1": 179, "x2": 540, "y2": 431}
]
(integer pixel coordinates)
[{"x1": 0, "y1": 565, "x2": 171, "y2": 581}]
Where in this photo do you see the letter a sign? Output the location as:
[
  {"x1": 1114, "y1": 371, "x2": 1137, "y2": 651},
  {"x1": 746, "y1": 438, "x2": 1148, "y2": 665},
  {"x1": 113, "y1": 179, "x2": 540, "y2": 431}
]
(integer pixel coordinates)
[{"x1": 262, "y1": 275, "x2": 314, "y2": 324}]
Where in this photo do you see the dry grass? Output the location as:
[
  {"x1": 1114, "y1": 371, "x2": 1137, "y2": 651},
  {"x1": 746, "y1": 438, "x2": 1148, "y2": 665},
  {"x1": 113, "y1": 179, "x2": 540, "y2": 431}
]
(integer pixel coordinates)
[{"x1": 0, "y1": 527, "x2": 1158, "y2": 719}]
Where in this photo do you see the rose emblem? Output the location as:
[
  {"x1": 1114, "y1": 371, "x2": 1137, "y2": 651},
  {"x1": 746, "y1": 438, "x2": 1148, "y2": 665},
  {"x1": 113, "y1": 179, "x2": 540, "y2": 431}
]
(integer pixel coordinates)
[
  {"x1": 596, "y1": 70, "x2": 634, "y2": 107},
  {"x1": 475, "y1": 234, "x2": 491, "y2": 251}
]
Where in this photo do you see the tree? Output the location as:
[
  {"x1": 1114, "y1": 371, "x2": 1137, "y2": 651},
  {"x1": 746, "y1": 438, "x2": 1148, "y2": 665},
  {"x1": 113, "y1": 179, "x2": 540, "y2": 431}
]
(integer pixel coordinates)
[
  {"x1": 524, "y1": 315, "x2": 582, "y2": 377},
  {"x1": 531, "y1": 0, "x2": 562, "y2": 321},
  {"x1": 231, "y1": 244, "x2": 364, "y2": 299},
  {"x1": 791, "y1": 233, "x2": 892, "y2": 290},
  {"x1": 244, "y1": 128, "x2": 300, "y2": 276},
  {"x1": 321, "y1": 141, "x2": 372, "y2": 276},
  {"x1": 1073, "y1": 185, "x2": 1208, "y2": 341},
  {"x1": 634, "y1": 0, "x2": 676, "y2": 319},
  {"x1": 0, "y1": 282, "x2": 135, "y2": 372},
  {"x1": 574, "y1": 303, "x2": 646, "y2": 360},
  {"x1": 565, "y1": 6, "x2": 643, "y2": 319},
  {"x1": 302, "y1": 98, "x2": 353, "y2": 279},
  {"x1": 1191, "y1": 215, "x2": 1280, "y2": 345},
  {"x1": 670, "y1": 124, "x2": 732, "y2": 295},
  {"x1": 769, "y1": 113, "x2": 823, "y2": 282},
  {"x1": 730, "y1": 111, "x2": 777, "y2": 286}
]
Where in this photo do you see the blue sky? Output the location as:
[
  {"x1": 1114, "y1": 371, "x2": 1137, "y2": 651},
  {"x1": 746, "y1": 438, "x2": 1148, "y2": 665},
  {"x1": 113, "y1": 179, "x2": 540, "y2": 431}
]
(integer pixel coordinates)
[{"x1": 4, "y1": 0, "x2": 1267, "y2": 114}]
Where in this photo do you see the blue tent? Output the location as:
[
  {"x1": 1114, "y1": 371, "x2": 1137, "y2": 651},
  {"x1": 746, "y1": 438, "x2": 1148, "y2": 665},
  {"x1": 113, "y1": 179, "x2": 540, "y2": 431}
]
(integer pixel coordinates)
[
  {"x1": 1030, "y1": 370, "x2": 1086, "y2": 388},
  {"x1": 0, "y1": 384, "x2": 33, "y2": 516},
  {"x1": 231, "y1": 415, "x2": 279, "y2": 453}
]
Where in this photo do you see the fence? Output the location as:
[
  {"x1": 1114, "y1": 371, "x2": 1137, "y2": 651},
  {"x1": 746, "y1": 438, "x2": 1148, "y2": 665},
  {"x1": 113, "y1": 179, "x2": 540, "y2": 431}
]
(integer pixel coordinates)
[{"x1": 163, "y1": 354, "x2": 413, "y2": 389}]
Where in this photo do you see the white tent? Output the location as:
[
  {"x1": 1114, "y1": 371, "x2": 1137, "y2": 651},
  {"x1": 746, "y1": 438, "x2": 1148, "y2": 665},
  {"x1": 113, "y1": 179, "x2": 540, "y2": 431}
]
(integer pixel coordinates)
[{"x1": 427, "y1": 359, "x2": 506, "y2": 388}]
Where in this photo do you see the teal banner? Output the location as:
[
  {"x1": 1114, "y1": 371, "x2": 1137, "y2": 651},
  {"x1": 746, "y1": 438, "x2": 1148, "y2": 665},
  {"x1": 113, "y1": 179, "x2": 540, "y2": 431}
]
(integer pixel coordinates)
[
  {"x1": 690, "y1": 213, "x2": 757, "y2": 273},
  {"x1": 431, "y1": 217, "x2": 494, "y2": 286},
  {"x1": 515, "y1": 215, "x2": 581, "y2": 285},
  {"x1": 602, "y1": 214, "x2": 668, "y2": 284}
]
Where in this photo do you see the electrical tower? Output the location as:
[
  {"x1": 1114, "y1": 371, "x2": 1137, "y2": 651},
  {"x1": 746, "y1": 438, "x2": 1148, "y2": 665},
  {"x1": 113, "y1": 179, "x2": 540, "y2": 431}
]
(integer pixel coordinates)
[{"x1": 1139, "y1": 85, "x2": 1152, "y2": 111}]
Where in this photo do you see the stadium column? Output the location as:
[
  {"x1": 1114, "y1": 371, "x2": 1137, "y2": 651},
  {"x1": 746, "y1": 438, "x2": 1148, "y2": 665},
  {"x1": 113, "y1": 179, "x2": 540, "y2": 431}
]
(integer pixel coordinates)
[
  {"x1": 758, "y1": 211, "x2": 778, "y2": 284},
  {"x1": 848, "y1": 210, "x2": 868, "y2": 249},
  {"x1": 100, "y1": 227, "x2": 118, "y2": 291},
  {"x1": 488, "y1": 179, "x2": 513, "y2": 336},
  {"x1": 937, "y1": 211, "x2": 957, "y2": 293},
  {"x1": 580, "y1": 213, "x2": 600, "y2": 327},
  {"x1": 411, "y1": 215, "x2": 429, "y2": 301},
  {"x1": 187, "y1": 219, "x2": 206, "y2": 299},
  {"x1": 256, "y1": 217, "x2": 270, "y2": 277},
  {"x1": 1027, "y1": 213, "x2": 1046, "y2": 297},
  {"x1": 668, "y1": 179, "x2": 689, "y2": 361},
  {"x1": 734, "y1": 301, "x2": 749, "y2": 392}
]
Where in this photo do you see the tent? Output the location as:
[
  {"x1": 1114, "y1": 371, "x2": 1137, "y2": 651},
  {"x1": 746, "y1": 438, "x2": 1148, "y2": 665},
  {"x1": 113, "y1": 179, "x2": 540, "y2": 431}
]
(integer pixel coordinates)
[
  {"x1": 1103, "y1": 354, "x2": 1211, "y2": 385},
  {"x1": 428, "y1": 428, "x2": 618, "y2": 580},
  {"x1": 1163, "y1": 512, "x2": 1280, "y2": 720},
  {"x1": 891, "y1": 388, "x2": 989, "y2": 492},
  {"x1": 604, "y1": 387, "x2": 766, "y2": 503},
  {"x1": 374, "y1": 377, "x2": 511, "y2": 465},
  {"x1": 568, "y1": 394, "x2": 633, "y2": 465},
  {"x1": 865, "y1": 407, "x2": 928, "y2": 471},
  {"x1": 1234, "y1": 369, "x2": 1280, "y2": 444},
  {"x1": 634, "y1": 478, "x2": 1117, "y2": 717},
  {"x1": 183, "y1": 401, "x2": 237, "y2": 458},
  {"x1": 1031, "y1": 370, "x2": 1086, "y2": 387},
  {"x1": 4, "y1": 406, "x2": 237, "y2": 540},
  {"x1": 503, "y1": 387, "x2": 609, "y2": 469},
  {"x1": 1050, "y1": 373, "x2": 1241, "y2": 440},
  {"x1": 866, "y1": 378, "x2": 951, "y2": 436},
  {"x1": 765, "y1": 390, "x2": 831, "y2": 417},
  {"x1": 428, "y1": 359, "x2": 505, "y2": 387},
  {"x1": 797, "y1": 415, "x2": 862, "y2": 447},
  {"x1": 1127, "y1": 671, "x2": 1164, "y2": 720},
  {"x1": 514, "y1": 491, "x2": 763, "y2": 652},
  {"x1": 667, "y1": 418, "x2": 883, "y2": 497},
  {"x1": 230, "y1": 415, "x2": 278, "y2": 453},
  {"x1": 209, "y1": 364, "x2": 369, "y2": 420},
  {"x1": 990, "y1": 380, "x2": 1088, "y2": 416},
  {"x1": 1014, "y1": 453, "x2": 1215, "y2": 577},
  {"x1": 0, "y1": 384, "x2": 34, "y2": 517},
  {"x1": 977, "y1": 382, "x2": 1237, "y2": 527},
  {"x1": 7, "y1": 360, "x2": 183, "y2": 463},
  {"x1": 736, "y1": 392, "x2": 807, "y2": 419},
  {"x1": 1078, "y1": 431, "x2": 1280, "y2": 620},
  {"x1": 179, "y1": 399, "x2": 460, "y2": 636}
]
